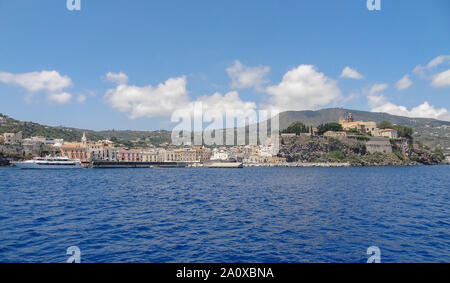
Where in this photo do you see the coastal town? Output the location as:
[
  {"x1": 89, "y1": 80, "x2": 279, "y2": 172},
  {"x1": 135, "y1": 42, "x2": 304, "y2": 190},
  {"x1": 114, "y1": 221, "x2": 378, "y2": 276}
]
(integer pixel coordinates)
[{"x1": 1, "y1": 113, "x2": 448, "y2": 167}]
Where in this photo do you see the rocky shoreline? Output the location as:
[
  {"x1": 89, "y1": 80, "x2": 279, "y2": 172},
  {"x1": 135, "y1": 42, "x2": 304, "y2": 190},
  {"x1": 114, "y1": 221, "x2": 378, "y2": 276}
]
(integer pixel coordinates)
[
  {"x1": 0, "y1": 153, "x2": 10, "y2": 166},
  {"x1": 277, "y1": 135, "x2": 446, "y2": 167},
  {"x1": 244, "y1": 161, "x2": 448, "y2": 168}
]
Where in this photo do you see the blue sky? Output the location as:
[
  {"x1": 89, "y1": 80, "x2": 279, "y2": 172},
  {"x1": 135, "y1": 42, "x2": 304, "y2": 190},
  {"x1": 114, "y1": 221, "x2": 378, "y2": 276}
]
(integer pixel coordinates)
[{"x1": 0, "y1": 0, "x2": 449, "y2": 130}]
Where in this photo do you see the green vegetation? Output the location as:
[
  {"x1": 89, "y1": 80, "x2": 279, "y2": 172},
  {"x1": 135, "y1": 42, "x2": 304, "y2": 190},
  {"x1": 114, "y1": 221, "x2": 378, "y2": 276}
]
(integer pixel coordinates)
[
  {"x1": 378, "y1": 120, "x2": 414, "y2": 139},
  {"x1": 0, "y1": 113, "x2": 172, "y2": 144},
  {"x1": 432, "y1": 147, "x2": 445, "y2": 162},
  {"x1": 378, "y1": 120, "x2": 394, "y2": 129},
  {"x1": 277, "y1": 109, "x2": 450, "y2": 155},
  {"x1": 317, "y1": 122, "x2": 343, "y2": 135},
  {"x1": 0, "y1": 114, "x2": 104, "y2": 142},
  {"x1": 328, "y1": 150, "x2": 345, "y2": 161},
  {"x1": 395, "y1": 125, "x2": 414, "y2": 139},
  {"x1": 281, "y1": 122, "x2": 310, "y2": 135}
]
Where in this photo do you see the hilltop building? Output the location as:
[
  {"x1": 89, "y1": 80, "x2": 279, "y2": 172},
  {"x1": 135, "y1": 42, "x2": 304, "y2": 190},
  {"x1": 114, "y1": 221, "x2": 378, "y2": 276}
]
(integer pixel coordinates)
[
  {"x1": 376, "y1": 128, "x2": 398, "y2": 139},
  {"x1": 339, "y1": 113, "x2": 378, "y2": 135},
  {"x1": 3, "y1": 132, "x2": 22, "y2": 144},
  {"x1": 21, "y1": 136, "x2": 63, "y2": 156}
]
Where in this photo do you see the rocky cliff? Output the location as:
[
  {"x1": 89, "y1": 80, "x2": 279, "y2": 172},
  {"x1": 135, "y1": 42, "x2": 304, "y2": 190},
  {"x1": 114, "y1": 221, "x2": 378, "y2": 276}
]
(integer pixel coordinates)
[{"x1": 278, "y1": 135, "x2": 445, "y2": 166}]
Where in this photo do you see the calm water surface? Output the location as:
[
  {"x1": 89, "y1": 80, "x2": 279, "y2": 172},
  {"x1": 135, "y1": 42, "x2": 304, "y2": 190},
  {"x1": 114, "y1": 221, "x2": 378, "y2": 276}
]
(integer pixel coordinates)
[{"x1": 0, "y1": 166, "x2": 449, "y2": 263}]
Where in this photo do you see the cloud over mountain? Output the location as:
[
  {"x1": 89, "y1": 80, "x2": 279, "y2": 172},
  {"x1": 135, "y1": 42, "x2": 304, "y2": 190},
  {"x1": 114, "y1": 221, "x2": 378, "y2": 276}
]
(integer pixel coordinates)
[
  {"x1": 367, "y1": 83, "x2": 450, "y2": 121},
  {"x1": 266, "y1": 65, "x2": 341, "y2": 112}
]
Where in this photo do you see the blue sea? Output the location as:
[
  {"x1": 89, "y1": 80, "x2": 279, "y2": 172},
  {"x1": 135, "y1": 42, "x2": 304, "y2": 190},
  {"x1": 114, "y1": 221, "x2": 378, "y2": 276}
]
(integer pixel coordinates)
[{"x1": 0, "y1": 166, "x2": 449, "y2": 263}]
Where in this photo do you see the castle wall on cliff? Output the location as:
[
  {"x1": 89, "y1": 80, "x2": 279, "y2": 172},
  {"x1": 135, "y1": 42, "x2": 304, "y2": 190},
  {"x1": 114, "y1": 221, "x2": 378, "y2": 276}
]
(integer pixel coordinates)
[{"x1": 365, "y1": 138, "x2": 392, "y2": 154}]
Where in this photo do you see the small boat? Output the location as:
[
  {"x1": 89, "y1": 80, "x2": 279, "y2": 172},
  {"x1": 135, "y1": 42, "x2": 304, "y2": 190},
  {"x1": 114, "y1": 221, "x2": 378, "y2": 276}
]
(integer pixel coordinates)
[{"x1": 12, "y1": 156, "x2": 82, "y2": 169}]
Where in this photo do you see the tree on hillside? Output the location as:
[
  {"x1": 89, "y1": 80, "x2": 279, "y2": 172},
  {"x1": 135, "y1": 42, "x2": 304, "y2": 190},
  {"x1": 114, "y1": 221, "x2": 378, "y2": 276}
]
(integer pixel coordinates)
[
  {"x1": 395, "y1": 125, "x2": 414, "y2": 139},
  {"x1": 282, "y1": 122, "x2": 310, "y2": 135},
  {"x1": 378, "y1": 120, "x2": 394, "y2": 129},
  {"x1": 317, "y1": 123, "x2": 343, "y2": 135},
  {"x1": 378, "y1": 120, "x2": 414, "y2": 139}
]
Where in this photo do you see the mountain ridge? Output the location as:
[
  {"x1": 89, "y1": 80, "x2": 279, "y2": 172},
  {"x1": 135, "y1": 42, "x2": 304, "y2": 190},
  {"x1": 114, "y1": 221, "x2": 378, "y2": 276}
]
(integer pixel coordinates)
[{"x1": 276, "y1": 108, "x2": 450, "y2": 129}]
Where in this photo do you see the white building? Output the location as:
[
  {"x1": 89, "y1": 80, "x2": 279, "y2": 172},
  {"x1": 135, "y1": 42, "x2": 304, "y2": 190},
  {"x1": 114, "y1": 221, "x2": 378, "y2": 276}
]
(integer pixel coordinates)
[
  {"x1": 211, "y1": 148, "x2": 229, "y2": 160},
  {"x1": 377, "y1": 129, "x2": 398, "y2": 139}
]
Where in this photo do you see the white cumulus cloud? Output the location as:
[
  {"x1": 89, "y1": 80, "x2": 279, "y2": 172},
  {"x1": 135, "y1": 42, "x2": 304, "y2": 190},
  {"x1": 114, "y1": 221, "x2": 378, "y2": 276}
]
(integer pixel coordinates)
[
  {"x1": 193, "y1": 91, "x2": 257, "y2": 117},
  {"x1": 395, "y1": 75, "x2": 413, "y2": 90},
  {"x1": 340, "y1": 66, "x2": 364, "y2": 80},
  {"x1": 105, "y1": 73, "x2": 258, "y2": 120},
  {"x1": 0, "y1": 70, "x2": 73, "y2": 104},
  {"x1": 47, "y1": 92, "x2": 72, "y2": 105},
  {"x1": 431, "y1": 69, "x2": 450, "y2": 88},
  {"x1": 105, "y1": 76, "x2": 190, "y2": 119},
  {"x1": 226, "y1": 60, "x2": 270, "y2": 91},
  {"x1": 0, "y1": 70, "x2": 72, "y2": 92},
  {"x1": 265, "y1": 65, "x2": 341, "y2": 111},
  {"x1": 367, "y1": 83, "x2": 450, "y2": 121},
  {"x1": 105, "y1": 72, "x2": 129, "y2": 85}
]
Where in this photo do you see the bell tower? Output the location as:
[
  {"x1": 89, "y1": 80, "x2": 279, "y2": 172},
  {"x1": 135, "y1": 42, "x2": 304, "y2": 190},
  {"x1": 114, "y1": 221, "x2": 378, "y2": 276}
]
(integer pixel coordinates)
[
  {"x1": 347, "y1": 113, "x2": 354, "y2": 123},
  {"x1": 81, "y1": 132, "x2": 87, "y2": 146}
]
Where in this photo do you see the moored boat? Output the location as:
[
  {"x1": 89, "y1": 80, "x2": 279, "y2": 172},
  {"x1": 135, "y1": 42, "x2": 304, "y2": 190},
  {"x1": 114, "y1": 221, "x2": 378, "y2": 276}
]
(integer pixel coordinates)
[{"x1": 12, "y1": 157, "x2": 82, "y2": 169}]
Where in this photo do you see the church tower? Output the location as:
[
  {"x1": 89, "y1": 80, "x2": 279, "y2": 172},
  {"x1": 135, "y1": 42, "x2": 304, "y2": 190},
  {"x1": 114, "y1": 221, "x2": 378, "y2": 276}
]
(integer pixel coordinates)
[
  {"x1": 81, "y1": 132, "x2": 87, "y2": 146},
  {"x1": 347, "y1": 113, "x2": 354, "y2": 123}
]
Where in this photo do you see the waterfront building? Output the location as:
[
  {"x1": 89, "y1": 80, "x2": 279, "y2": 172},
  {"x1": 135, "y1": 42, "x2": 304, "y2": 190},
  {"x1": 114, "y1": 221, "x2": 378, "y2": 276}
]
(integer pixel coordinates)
[
  {"x1": 60, "y1": 141, "x2": 90, "y2": 162},
  {"x1": 158, "y1": 149, "x2": 176, "y2": 162},
  {"x1": 117, "y1": 148, "x2": 142, "y2": 162},
  {"x1": 142, "y1": 150, "x2": 160, "y2": 162},
  {"x1": 60, "y1": 133, "x2": 119, "y2": 162},
  {"x1": 89, "y1": 139, "x2": 116, "y2": 161},
  {"x1": 211, "y1": 148, "x2": 229, "y2": 160},
  {"x1": 59, "y1": 133, "x2": 89, "y2": 162},
  {"x1": 173, "y1": 148, "x2": 197, "y2": 162},
  {"x1": 194, "y1": 147, "x2": 212, "y2": 162}
]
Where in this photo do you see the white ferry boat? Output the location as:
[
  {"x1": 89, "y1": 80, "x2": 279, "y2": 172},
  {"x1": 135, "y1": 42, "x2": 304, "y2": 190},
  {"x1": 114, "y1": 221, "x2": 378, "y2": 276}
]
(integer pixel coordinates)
[{"x1": 12, "y1": 157, "x2": 82, "y2": 169}]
